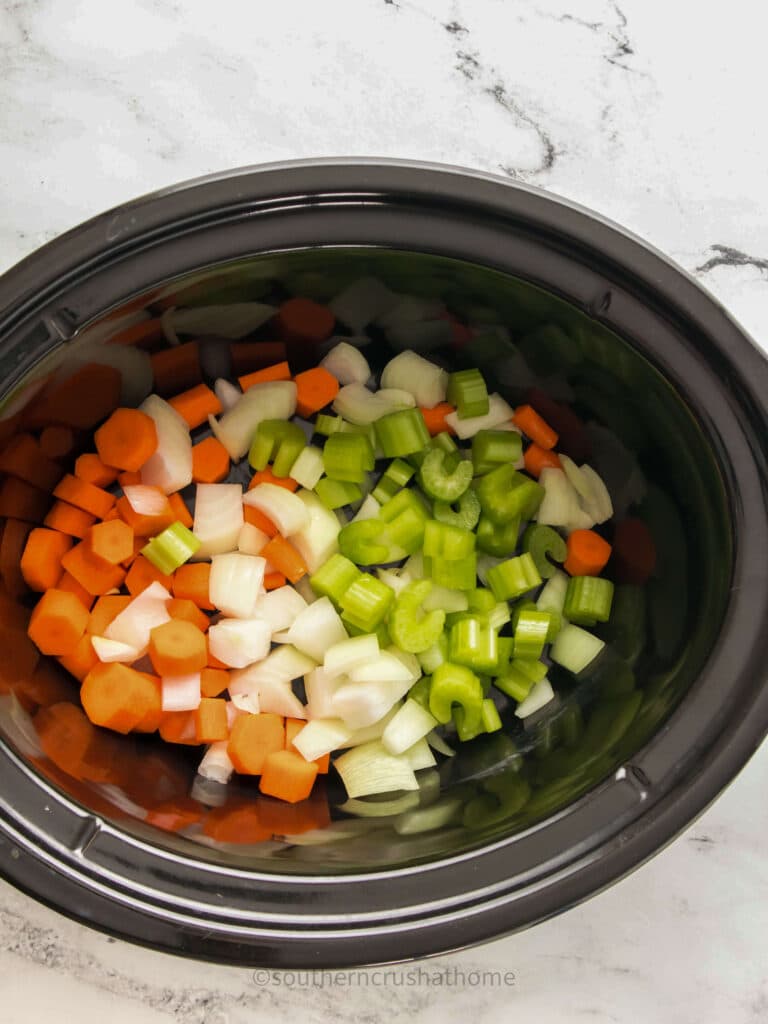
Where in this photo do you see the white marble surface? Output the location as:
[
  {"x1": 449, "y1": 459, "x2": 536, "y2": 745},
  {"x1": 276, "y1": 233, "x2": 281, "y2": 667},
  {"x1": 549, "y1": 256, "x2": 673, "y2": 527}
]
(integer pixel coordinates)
[{"x1": 0, "y1": 0, "x2": 766, "y2": 1020}]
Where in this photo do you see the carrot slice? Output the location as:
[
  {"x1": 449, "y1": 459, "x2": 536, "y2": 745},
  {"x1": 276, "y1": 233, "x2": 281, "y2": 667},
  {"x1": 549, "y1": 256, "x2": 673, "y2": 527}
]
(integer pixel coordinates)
[
  {"x1": 168, "y1": 597, "x2": 210, "y2": 633},
  {"x1": 168, "y1": 383, "x2": 223, "y2": 429},
  {"x1": 259, "y1": 749, "x2": 318, "y2": 803},
  {"x1": 0, "y1": 477, "x2": 50, "y2": 522},
  {"x1": 285, "y1": 717, "x2": 329, "y2": 773},
  {"x1": 27, "y1": 364, "x2": 122, "y2": 430},
  {"x1": 57, "y1": 570, "x2": 96, "y2": 611},
  {"x1": 53, "y1": 474, "x2": 116, "y2": 519},
  {"x1": 88, "y1": 520, "x2": 134, "y2": 565},
  {"x1": 611, "y1": 518, "x2": 657, "y2": 585},
  {"x1": 28, "y1": 588, "x2": 89, "y2": 655},
  {"x1": 564, "y1": 529, "x2": 612, "y2": 577},
  {"x1": 87, "y1": 595, "x2": 133, "y2": 636},
  {"x1": 58, "y1": 632, "x2": 99, "y2": 682},
  {"x1": 200, "y1": 667, "x2": 229, "y2": 698},
  {"x1": 419, "y1": 402, "x2": 457, "y2": 436},
  {"x1": 276, "y1": 298, "x2": 334, "y2": 344},
  {"x1": 243, "y1": 505, "x2": 278, "y2": 536},
  {"x1": 238, "y1": 361, "x2": 292, "y2": 391},
  {"x1": 61, "y1": 541, "x2": 127, "y2": 596},
  {"x1": 125, "y1": 555, "x2": 174, "y2": 596},
  {"x1": 264, "y1": 571, "x2": 287, "y2": 591},
  {"x1": 260, "y1": 535, "x2": 307, "y2": 583},
  {"x1": 39, "y1": 425, "x2": 77, "y2": 461},
  {"x1": 230, "y1": 341, "x2": 287, "y2": 377},
  {"x1": 167, "y1": 492, "x2": 193, "y2": 529},
  {"x1": 194, "y1": 697, "x2": 229, "y2": 743},
  {"x1": 133, "y1": 672, "x2": 164, "y2": 732},
  {"x1": 0, "y1": 433, "x2": 63, "y2": 491},
  {"x1": 75, "y1": 452, "x2": 119, "y2": 488},
  {"x1": 81, "y1": 662, "x2": 162, "y2": 734},
  {"x1": 148, "y1": 619, "x2": 207, "y2": 677},
  {"x1": 527, "y1": 388, "x2": 591, "y2": 462},
  {"x1": 172, "y1": 562, "x2": 214, "y2": 610},
  {"x1": 116, "y1": 492, "x2": 175, "y2": 537},
  {"x1": 118, "y1": 470, "x2": 142, "y2": 487},
  {"x1": 247, "y1": 466, "x2": 298, "y2": 492},
  {"x1": 512, "y1": 404, "x2": 559, "y2": 450},
  {"x1": 20, "y1": 527, "x2": 72, "y2": 591},
  {"x1": 94, "y1": 408, "x2": 158, "y2": 473},
  {"x1": 158, "y1": 710, "x2": 200, "y2": 745},
  {"x1": 44, "y1": 500, "x2": 97, "y2": 539},
  {"x1": 293, "y1": 366, "x2": 339, "y2": 419},
  {"x1": 523, "y1": 443, "x2": 562, "y2": 478},
  {"x1": 0, "y1": 519, "x2": 33, "y2": 596},
  {"x1": 191, "y1": 436, "x2": 230, "y2": 483},
  {"x1": 227, "y1": 712, "x2": 285, "y2": 775},
  {"x1": 149, "y1": 341, "x2": 202, "y2": 396}
]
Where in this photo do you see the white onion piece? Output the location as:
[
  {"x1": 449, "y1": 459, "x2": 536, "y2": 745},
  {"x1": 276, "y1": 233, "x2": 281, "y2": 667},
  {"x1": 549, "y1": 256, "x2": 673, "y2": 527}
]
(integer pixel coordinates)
[
  {"x1": 208, "y1": 381, "x2": 297, "y2": 459},
  {"x1": 90, "y1": 636, "x2": 141, "y2": 664},
  {"x1": 304, "y1": 667, "x2": 347, "y2": 720},
  {"x1": 385, "y1": 647, "x2": 422, "y2": 684},
  {"x1": 251, "y1": 676, "x2": 307, "y2": 719},
  {"x1": 514, "y1": 678, "x2": 555, "y2": 718},
  {"x1": 579, "y1": 464, "x2": 614, "y2": 524},
  {"x1": 332, "y1": 383, "x2": 396, "y2": 425},
  {"x1": 104, "y1": 582, "x2": 171, "y2": 655},
  {"x1": 331, "y1": 678, "x2": 411, "y2": 729},
  {"x1": 285, "y1": 596, "x2": 347, "y2": 661},
  {"x1": 237, "y1": 522, "x2": 268, "y2": 556},
  {"x1": 231, "y1": 691, "x2": 259, "y2": 714},
  {"x1": 166, "y1": 302, "x2": 276, "y2": 339},
  {"x1": 333, "y1": 740, "x2": 419, "y2": 798},
  {"x1": 209, "y1": 552, "x2": 266, "y2": 619},
  {"x1": 347, "y1": 652, "x2": 414, "y2": 685},
  {"x1": 214, "y1": 377, "x2": 242, "y2": 412},
  {"x1": 351, "y1": 494, "x2": 380, "y2": 524},
  {"x1": 376, "y1": 387, "x2": 416, "y2": 409},
  {"x1": 292, "y1": 575, "x2": 318, "y2": 605},
  {"x1": 536, "y1": 468, "x2": 591, "y2": 529},
  {"x1": 122, "y1": 485, "x2": 170, "y2": 517},
  {"x1": 426, "y1": 730, "x2": 455, "y2": 757},
  {"x1": 329, "y1": 277, "x2": 398, "y2": 332},
  {"x1": 288, "y1": 446, "x2": 324, "y2": 490},
  {"x1": 289, "y1": 490, "x2": 340, "y2": 573},
  {"x1": 251, "y1": 586, "x2": 308, "y2": 634},
  {"x1": 376, "y1": 568, "x2": 410, "y2": 596},
  {"x1": 139, "y1": 394, "x2": 193, "y2": 493},
  {"x1": 292, "y1": 718, "x2": 353, "y2": 762},
  {"x1": 380, "y1": 350, "x2": 448, "y2": 408},
  {"x1": 230, "y1": 645, "x2": 316, "y2": 693},
  {"x1": 537, "y1": 569, "x2": 569, "y2": 616},
  {"x1": 192, "y1": 483, "x2": 244, "y2": 559},
  {"x1": 161, "y1": 673, "x2": 202, "y2": 712},
  {"x1": 320, "y1": 342, "x2": 371, "y2": 386},
  {"x1": 207, "y1": 618, "x2": 271, "y2": 668},
  {"x1": 323, "y1": 634, "x2": 380, "y2": 678},
  {"x1": 403, "y1": 737, "x2": 437, "y2": 770},
  {"x1": 381, "y1": 698, "x2": 438, "y2": 755},
  {"x1": 243, "y1": 483, "x2": 309, "y2": 537},
  {"x1": 198, "y1": 741, "x2": 234, "y2": 784},
  {"x1": 445, "y1": 393, "x2": 516, "y2": 440},
  {"x1": 339, "y1": 705, "x2": 402, "y2": 747}
]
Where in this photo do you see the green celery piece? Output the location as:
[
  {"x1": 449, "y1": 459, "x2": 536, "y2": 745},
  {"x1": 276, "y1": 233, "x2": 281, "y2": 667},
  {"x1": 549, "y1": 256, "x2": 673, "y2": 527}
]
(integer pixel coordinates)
[
  {"x1": 424, "y1": 553, "x2": 478, "y2": 591},
  {"x1": 408, "y1": 675, "x2": 432, "y2": 709},
  {"x1": 512, "y1": 608, "x2": 551, "y2": 660},
  {"x1": 314, "y1": 413, "x2": 343, "y2": 436},
  {"x1": 141, "y1": 521, "x2": 201, "y2": 576},
  {"x1": 433, "y1": 488, "x2": 481, "y2": 531},
  {"x1": 249, "y1": 419, "x2": 306, "y2": 476},
  {"x1": 315, "y1": 477, "x2": 363, "y2": 510},
  {"x1": 375, "y1": 407, "x2": 431, "y2": 458},
  {"x1": 418, "y1": 447, "x2": 473, "y2": 502},
  {"x1": 339, "y1": 573, "x2": 395, "y2": 632},
  {"x1": 448, "y1": 614, "x2": 499, "y2": 673},
  {"x1": 322, "y1": 432, "x2": 374, "y2": 483},
  {"x1": 476, "y1": 513, "x2": 521, "y2": 557},
  {"x1": 467, "y1": 588, "x2": 497, "y2": 614},
  {"x1": 337, "y1": 519, "x2": 391, "y2": 565},
  {"x1": 471, "y1": 429, "x2": 523, "y2": 476},
  {"x1": 422, "y1": 519, "x2": 475, "y2": 560},
  {"x1": 379, "y1": 487, "x2": 429, "y2": 524},
  {"x1": 309, "y1": 553, "x2": 362, "y2": 605},
  {"x1": 428, "y1": 661, "x2": 484, "y2": 733},
  {"x1": 388, "y1": 579, "x2": 446, "y2": 654},
  {"x1": 564, "y1": 576, "x2": 615, "y2": 625},
  {"x1": 521, "y1": 524, "x2": 567, "y2": 579},
  {"x1": 486, "y1": 553, "x2": 542, "y2": 602},
  {"x1": 371, "y1": 458, "x2": 414, "y2": 504},
  {"x1": 446, "y1": 368, "x2": 489, "y2": 419},
  {"x1": 476, "y1": 464, "x2": 544, "y2": 525}
]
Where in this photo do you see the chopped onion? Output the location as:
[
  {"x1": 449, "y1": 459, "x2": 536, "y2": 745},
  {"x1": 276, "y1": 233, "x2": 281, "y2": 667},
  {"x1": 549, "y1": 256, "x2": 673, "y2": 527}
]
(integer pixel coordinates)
[
  {"x1": 230, "y1": 661, "x2": 308, "y2": 719},
  {"x1": 252, "y1": 585, "x2": 308, "y2": 634},
  {"x1": 304, "y1": 667, "x2": 347, "y2": 719},
  {"x1": 579, "y1": 464, "x2": 614, "y2": 523},
  {"x1": 331, "y1": 677, "x2": 411, "y2": 729},
  {"x1": 165, "y1": 302, "x2": 276, "y2": 340},
  {"x1": 514, "y1": 678, "x2": 555, "y2": 718},
  {"x1": 255, "y1": 676, "x2": 308, "y2": 719},
  {"x1": 139, "y1": 395, "x2": 193, "y2": 493},
  {"x1": 329, "y1": 277, "x2": 398, "y2": 332},
  {"x1": 426, "y1": 730, "x2": 455, "y2": 757},
  {"x1": 292, "y1": 575, "x2": 318, "y2": 605},
  {"x1": 333, "y1": 383, "x2": 394, "y2": 425},
  {"x1": 104, "y1": 582, "x2": 171, "y2": 655},
  {"x1": 190, "y1": 774, "x2": 229, "y2": 807},
  {"x1": 351, "y1": 494, "x2": 381, "y2": 524},
  {"x1": 289, "y1": 490, "x2": 340, "y2": 572},
  {"x1": 381, "y1": 698, "x2": 438, "y2": 755},
  {"x1": 340, "y1": 704, "x2": 402, "y2": 747},
  {"x1": 244, "y1": 483, "x2": 309, "y2": 537},
  {"x1": 90, "y1": 636, "x2": 141, "y2": 664},
  {"x1": 376, "y1": 567, "x2": 410, "y2": 595},
  {"x1": 385, "y1": 647, "x2": 422, "y2": 684},
  {"x1": 333, "y1": 740, "x2": 419, "y2": 799},
  {"x1": 380, "y1": 350, "x2": 448, "y2": 408},
  {"x1": 193, "y1": 483, "x2": 244, "y2": 559},
  {"x1": 161, "y1": 673, "x2": 202, "y2": 712},
  {"x1": 376, "y1": 387, "x2": 416, "y2": 409},
  {"x1": 323, "y1": 634, "x2": 380, "y2": 679},
  {"x1": 292, "y1": 718, "x2": 353, "y2": 761},
  {"x1": 207, "y1": 618, "x2": 271, "y2": 668},
  {"x1": 347, "y1": 652, "x2": 414, "y2": 685},
  {"x1": 285, "y1": 596, "x2": 347, "y2": 661},
  {"x1": 214, "y1": 377, "x2": 242, "y2": 412},
  {"x1": 536, "y1": 467, "x2": 590, "y2": 528},
  {"x1": 288, "y1": 446, "x2": 324, "y2": 490},
  {"x1": 445, "y1": 393, "x2": 515, "y2": 439},
  {"x1": 160, "y1": 306, "x2": 180, "y2": 345},
  {"x1": 550, "y1": 624, "x2": 605, "y2": 674},
  {"x1": 320, "y1": 342, "x2": 371, "y2": 386},
  {"x1": 537, "y1": 568, "x2": 569, "y2": 616},
  {"x1": 238, "y1": 522, "x2": 268, "y2": 556},
  {"x1": 402, "y1": 737, "x2": 437, "y2": 770},
  {"x1": 209, "y1": 552, "x2": 266, "y2": 619},
  {"x1": 208, "y1": 381, "x2": 297, "y2": 459},
  {"x1": 231, "y1": 691, "x2": 259, "y2": 714},
  {"x1": 123, "y1": 484, "x2": 172, "y2": 517},
  {"x1": 198, "y1": 741, "x2": 234, "y2": 784}
]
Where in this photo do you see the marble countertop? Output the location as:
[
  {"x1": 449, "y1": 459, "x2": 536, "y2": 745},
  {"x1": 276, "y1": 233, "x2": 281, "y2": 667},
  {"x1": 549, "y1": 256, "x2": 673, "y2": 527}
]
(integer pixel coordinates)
[{"x1": 1, "y1": 0, "x2": 766, "y2": 1020}]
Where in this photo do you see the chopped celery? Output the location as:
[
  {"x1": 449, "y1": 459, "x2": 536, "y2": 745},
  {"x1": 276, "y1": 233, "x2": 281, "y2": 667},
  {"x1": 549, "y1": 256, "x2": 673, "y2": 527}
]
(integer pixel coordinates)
[
  {"x1": 424, "y1": 552, "x2": 477, "y2": 591},
  {"x1": 447, "y1": 368, "x2": 489, "y2": 419},
  {"x1": 339, "y1": 573, "x2": 395, "y2": 632},
  {"x1": 423, "y1": 519, "x2": 475, "y2": 560},
  {"x1": 433, "y1": 488, "x2": 481, "y2": 531},
  {"x1": 249, "y1": 419, "x2": 306, "y2": 476},
  {"x1": 476, "y1": 464, "x2": 544, "y2": 524},
  {"x1": 486, "y1": 552, "x2": 542, "y2": 601},
  {"x1": 371, "y1": 458, "x2": 414, "y2": 504},
  {"x1": 564, "y1": 575, "x2": 614, "y2": 625},
  {"x1": 388, "y1": 580, "x2": 446, "y2": 654},
  {"x1": 418, "y1": 447, "x2": 473, "y2": 502},
  {"x1": 428, "y1": 662, "x2": 484, "y2": 734},
  {"x1": 448, "y1": 614, "x2": 498, "y2": 673},
  {"x1": 142, "y1": 521, "x2": 201, "y2": 575},
  {"x1": 521, "y1": 524, "x2": 567, "y2": 579},
  {"x1": 322, "y1": 432, "x2": 374, "y2": 483},
  {"x1": 315, "y1": 477, "x2": 363, "y2": 509},
  {"x1": 309, "y1": 553, "x2": 362, "y2": 606},
  {"x1": 472, "y1": 429, "x2": 523, "y2": 475},
  {"x1": 476, "y1": 513, "x2": 520, "y2": 557},
  {"x1": 374, "y1": 407, "x2": 430, "y2": 458}
]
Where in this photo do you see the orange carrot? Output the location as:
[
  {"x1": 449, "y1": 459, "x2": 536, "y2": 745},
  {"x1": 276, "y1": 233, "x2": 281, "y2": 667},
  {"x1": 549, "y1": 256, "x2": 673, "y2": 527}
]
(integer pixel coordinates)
[
  {"x1": 0, "y1": 433, "x2": 63, "y2": 491},
  {"x1": 53, "y1": 474, "x2": 115, "y2": 519},
  {"x1": 512, "y1": 404, "x2": 559, "y2": 450},
  {"x1": 167, "y1": 491, "x2": 193, "y2": 529},
  {"x1": 227, "y1": 712, "x2": 285, "y2": 774},
  {"x1": 230, "y1": 341, "x2": 287, "y2": 377},
  {"x1": 0, "y1": 477, "x2": 50, "y2": 522},
  {"x1": 28, "y1": 364, "x2": 122, "y2": 430},
  {"x1": 94, "y1": 407, "x2": 158, "y2": 472},
  {"x1": 194, "y1": 698, "x2": 229, "y2": 743},
  {"x1": 39, "y1": 424, "x2": 77, "y2": 461},
  {"x1": 168, "y1": 597, "x2": 209, "y2": 632},
  {"x1": 200, "y1": 667, "x2": 229, "y2": 698},
  {"x1": 118, "y1": 470, "x2": 142, "y2": 487},
  {"x1": 192, "y1": 436, "x2": 230, "y2": 483},
  {"x1": 109, "y1": 317, "x2": 164, "y2": 350},
  {"x1": 75, "y1": 452, "x2": 119, "y2": 488},
  {"x1": 88, "y1": 520, "x2": 134, "y2": 565},
  {"x1": 168, "y1": 382, "x2": 223, "y2": 429},
  {"x1": 116, "y1": 491, "x2": 175, "y2": 536},
  {"x1": 125, "y1": 555, "x2": 174, "y2": 596},
  {"x1": 419, "y1": 402, "x2": 456, "y2": 436},
  {"x1": 81, "y1": 662, "x2": 162, "y2": 734},
  {"x1": 527, "y1": 387, "x2": 591, "y2": 462},
  {"x1": 238, "y1": 361, "x2": 292, "y2": 391},
  {"x1": 158, "y1": 710, "x2": 200, "y2": 745},
  {"x1": 207, "y1": 650, "x2": 229, "y2": 670},
  {"x1": 293, "y1": 366, "x2": 339, "y2": 418},
  {"x1": 276, "y1": 297, "x2": 334, "y2": 344},
  {"x1": 0, "y1": 519, "x2": 33, "y2": 596},
  {"x1": 44, "y1": 500, "x2": 97, "y2": 539},
  {"x1": 247, "y1": 466, "x2": 298, "y2": 492},
  {"x1": 264, "y1": 571, "x2": 287, "y2": 591},
  {"x1": 172, "y1": 562, "x2": 214, "y2": 609},
  {"x1": 28, "y1": 588, "x2": 89, "y2": 655},
  {"x1": 57, "y1": 570, "x2": 96, "y2": 610},
  {"x1": 259, "y1": 749, "x2": 318, "y2": 803},
  {"x1": 87, "y1": 595, "x2": 133, "y2": 636},
  {"x1": 285, "y1": 717, "x2": 329, "y2": 773},
  {"x1": 58, "y1": 632, "x2": 99, "y2": 682},
  {"x1": 523, "y1": 443, "x2": 562, "y2": 478},
  {"x1": 149, "y1": 341, "x2": 202, "y2": 396},
  {"x1": 243, "y1": 505, "x2": 278, "y2": 536},
  {"x1": 133, "y1": 672, "x2": 164, "y2": 732},
  {"x1": 611, "y1": 518, "x2": 657, "y2": 585},
  {"x1": 563, "y1": 529, "x2": 612, "y2": 577},
  {"x1": 61, "y1": 540, "x2": 127, "y2": 596},
  {"x1": 20, "y1": 528, "x2": 72, "y2": 591},
  {"x1": 260, "y1": 535, "x2": 307, "y2": 583},
  {"x1": 122, "y1": 534, "x2": 145, "y2": 567},
  {"x1": 148, "y1": 619, "x2": 207, "y2": 676}
]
